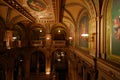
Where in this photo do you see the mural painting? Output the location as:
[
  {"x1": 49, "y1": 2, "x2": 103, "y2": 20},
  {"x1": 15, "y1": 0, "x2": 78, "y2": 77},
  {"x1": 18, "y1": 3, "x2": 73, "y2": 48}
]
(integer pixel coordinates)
[
  {"x1": 79, "y1": 15, "x2": 89, "y2": 48},
  {"x1": 27, "y1": 0, "x2": 47, "y2": 12},
  {"x1": 112, "y1": 0, "x2": 120, "y2": 56}
]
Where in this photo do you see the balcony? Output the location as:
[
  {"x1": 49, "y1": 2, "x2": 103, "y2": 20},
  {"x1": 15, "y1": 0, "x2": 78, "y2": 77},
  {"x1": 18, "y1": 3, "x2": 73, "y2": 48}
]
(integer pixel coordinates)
[
  {"x1": 52, "y1": 40, "x2": 66, "y2": 48},
  {"x1": 31, "y1": 40, "x2": 44, "y2": 47}
]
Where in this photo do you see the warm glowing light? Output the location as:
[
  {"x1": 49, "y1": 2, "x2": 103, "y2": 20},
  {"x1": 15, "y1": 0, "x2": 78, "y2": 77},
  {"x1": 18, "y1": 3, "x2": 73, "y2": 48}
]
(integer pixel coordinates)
[
  {"x1": 57, "y1": 58, "x2": 61, "y2": 61},
  {"x1": 69, "y1": 37, "x2": 72, "y2": 40},
  {"x1": 20, "y1": 59, "x2": 23, "y2": 62},
  {"x1": 13, "y1": 37, "x2": 17, "y2": 40},
  {"x1": 46, "y1": 37, "x2": 50, "y2": 40},
  {"x1": 46, "y1": 71, "x2": 50, "y2": 75},
  {"x1": 61, "y1": 53, "x2": 64, "y2": 56},
  {"x1": 81, "y1": 34, "x2": 88, "y2": 37},
  {"x1": 40, "y1": 29, "x2": 42, "y2": 32},
  {"x1": 58, "y1": 30, "x2": 61, "y2": 33}
]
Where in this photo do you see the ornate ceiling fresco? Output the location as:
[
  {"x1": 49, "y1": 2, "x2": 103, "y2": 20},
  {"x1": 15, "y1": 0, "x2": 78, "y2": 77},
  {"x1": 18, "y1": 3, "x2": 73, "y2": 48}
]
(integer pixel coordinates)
[
  {"x1": 17, "y1": 0, "x2": 55, "y2": 23},
  {"x1": 2, "y1": 0, "x2": 60, "y2": 24}
]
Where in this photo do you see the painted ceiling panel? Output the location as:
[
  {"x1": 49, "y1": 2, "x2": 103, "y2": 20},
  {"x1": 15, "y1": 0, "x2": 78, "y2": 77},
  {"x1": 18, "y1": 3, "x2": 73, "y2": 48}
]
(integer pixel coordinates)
[
  {"x1": 63, "y1": 10, "x2": 73, "y2": 21},
  {"x1": 16, "y1": 0, "x2": 55, "y2": 23},
  {"x1": 65, "y1": 0, "x2": 83, "y2": 5},
  {"x1": 65, "y1": 5, "x2": 82, "y2": 22}
]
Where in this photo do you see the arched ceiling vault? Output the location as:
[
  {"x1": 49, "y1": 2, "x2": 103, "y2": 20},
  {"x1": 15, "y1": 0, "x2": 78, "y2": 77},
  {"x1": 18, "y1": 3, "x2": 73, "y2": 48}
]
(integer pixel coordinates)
[{"x1": 0, "y1": 0, "x2": 98, "y2": 36}]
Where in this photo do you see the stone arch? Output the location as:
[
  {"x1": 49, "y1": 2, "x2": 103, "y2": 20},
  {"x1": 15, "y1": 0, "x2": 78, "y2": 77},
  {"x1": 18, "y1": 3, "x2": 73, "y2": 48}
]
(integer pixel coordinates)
[
  {"x1": 51, "y1": 27, "x2": 67, "y2": 40},
  {"x1": 51, "y1": 49, "x2": 68, "y2": 80},
  {"x1": 30, "y1": 50, "x2": 45, "y2": 73},
  {"x1": 51, "y1": 48, "x2": 68, "y2": 70},
  {"x1": 14, "y1": 54, "x2": 25, "y2": 80},
  {"x1": 30, "y1": 24, "x2": 46, "y2": 40}
]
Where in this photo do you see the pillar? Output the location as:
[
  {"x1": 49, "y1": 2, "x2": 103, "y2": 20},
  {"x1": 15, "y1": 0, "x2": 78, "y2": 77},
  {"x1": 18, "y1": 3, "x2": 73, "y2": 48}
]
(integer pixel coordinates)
[
  {"x1": 45, "y1": 34, "x2": 52, "y2": 47},
  {"x1": 4, "y1": 30, "x2": 13, "y2": 49},
  {"x1": 36, "y1": 56, "x2": 39, "y2": 74},
  {"x1": 25, "y1": 56, "x2": 30, "y2": 80},
  {"x1": 18, "y1": 65, "x2": 22, "y2": 80},
  {"x1": 45, "y1": 55, "x2": 51, "y2": 75}
]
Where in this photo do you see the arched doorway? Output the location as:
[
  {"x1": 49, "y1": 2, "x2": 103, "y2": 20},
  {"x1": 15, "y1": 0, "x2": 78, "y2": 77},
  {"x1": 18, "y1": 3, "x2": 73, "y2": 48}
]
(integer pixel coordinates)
[
  {"x1": 30, "y1": 51, "x2": 45, "y2": 74},
  {"x1": 52, "y1": 49, "x2": 68, "y2": 80},
  {"x1": 14, "y1": 55, "x2": 24, "y2": 80}
]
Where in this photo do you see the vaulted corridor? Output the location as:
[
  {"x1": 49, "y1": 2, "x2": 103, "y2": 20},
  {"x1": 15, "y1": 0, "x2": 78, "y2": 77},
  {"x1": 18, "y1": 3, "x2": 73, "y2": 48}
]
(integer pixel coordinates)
[{"x1": 0, "y1": 0, "x2": 120, "y2": 80}]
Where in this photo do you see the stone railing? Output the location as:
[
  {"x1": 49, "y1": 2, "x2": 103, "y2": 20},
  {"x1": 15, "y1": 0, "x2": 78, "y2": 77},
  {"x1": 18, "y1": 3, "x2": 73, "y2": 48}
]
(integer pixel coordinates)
[
  {"x1": 97, "y1": 59, "x2": 120, "y2": 80},
  {"x1": 52, "y1": 40, "x2": 66, "y2": 47},
  {"x1": 31, "y1": 40, "x2": 43, "y2": 47}
]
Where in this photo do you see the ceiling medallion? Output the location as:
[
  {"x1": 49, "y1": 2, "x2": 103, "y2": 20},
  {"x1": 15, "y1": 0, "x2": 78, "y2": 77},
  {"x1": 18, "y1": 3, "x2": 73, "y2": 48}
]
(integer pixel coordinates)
[{"x1": 27, "y1": 0, "x2": 47, "y2": 12}]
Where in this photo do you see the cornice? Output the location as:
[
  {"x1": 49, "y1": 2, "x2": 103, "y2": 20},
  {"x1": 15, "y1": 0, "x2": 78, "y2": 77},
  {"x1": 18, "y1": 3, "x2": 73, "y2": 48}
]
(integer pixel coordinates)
[{"x1": 3, "y1": 0, "x2": 35, "y2": 22}]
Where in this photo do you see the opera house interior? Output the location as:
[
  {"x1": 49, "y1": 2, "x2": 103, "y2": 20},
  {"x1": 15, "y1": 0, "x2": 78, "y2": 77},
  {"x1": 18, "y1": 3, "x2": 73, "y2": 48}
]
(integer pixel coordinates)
[{"x1": 0, "y1": 0, "x2": 120, "y2": 80}]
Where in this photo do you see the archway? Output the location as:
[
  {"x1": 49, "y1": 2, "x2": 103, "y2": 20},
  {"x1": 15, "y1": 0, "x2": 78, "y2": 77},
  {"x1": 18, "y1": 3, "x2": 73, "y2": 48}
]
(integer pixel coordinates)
[
  {"x1": 30, "y1": 51, "x2": 45, "y2": 73},
  {"x1": 14, "y1": 55, "x2": 24, "y2": 80},
  {"x1": 51, "y1": 27, "x2": 66, "y2": 40},
  {"x1": 52, "y1": 49, "x2": 68, "y2": 80}
]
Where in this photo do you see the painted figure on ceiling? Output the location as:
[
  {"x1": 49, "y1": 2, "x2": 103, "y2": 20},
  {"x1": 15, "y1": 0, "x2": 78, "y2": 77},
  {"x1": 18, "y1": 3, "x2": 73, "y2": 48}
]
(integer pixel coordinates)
[{"x1": 27, "y1": 0, "x2": 47, "y2": 12}]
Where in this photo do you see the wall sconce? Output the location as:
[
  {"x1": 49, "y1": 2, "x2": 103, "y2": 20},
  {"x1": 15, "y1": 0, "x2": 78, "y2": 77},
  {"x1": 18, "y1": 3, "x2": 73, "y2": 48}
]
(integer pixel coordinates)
[
  {"x1": 40, "y1": 29, "x2": 42, "y2": 32},
  {"x1": 69, "y1": 37, "x2": 72, "y2": 40},
  {"x1": 12, "y1": 36, "x2": 17, "y2": 41},
  {"x1": 81, "y1": 34, "x2": 88, "y2": 37},
  {"x1": 58, "y1": 30, "x2": 61, "y2": 33},
  {"x1": 46, "y1": 71, "x2": 50, "y2": 75},
  {"x1": 46, "y1": 37, "x2": 50, "y2": 40}
]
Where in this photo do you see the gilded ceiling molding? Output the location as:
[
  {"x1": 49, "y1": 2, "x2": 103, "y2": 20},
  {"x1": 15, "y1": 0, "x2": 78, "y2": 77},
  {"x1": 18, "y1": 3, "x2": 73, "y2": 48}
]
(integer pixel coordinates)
[
  {"x1": 9, "y1": 15, "x2": 23, "y2": 26},
  {"x1": 101, "y1": 0, "x2": 109, "y2": 16},
  {"x1": 63, "y1": 16, "x2": 75, "y2": 25},
  {"x1": 62, "y1": 16, "x2": 75, "y2": 34},
  {"x1": 76, "y1": 8, "x2": 89, "y2": 26},
  {"x1": 30, "y1": 23, "x2": 45, "y2": 30},
  {"x1": 65, "y1": 2, "x2": 84, "y2": 8},
  {"x1": 64, "y1": 8, "x2": 76, "y2": 26},
  {"x1": 3, "y1": 0, "x2": 35, "y2": 22},
  {"x1": 51, "y1": 22, "x2": 68, "y2": 31},
  {"x1": 84, "y1": 0, "x2": 97, "y2": 18}
]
